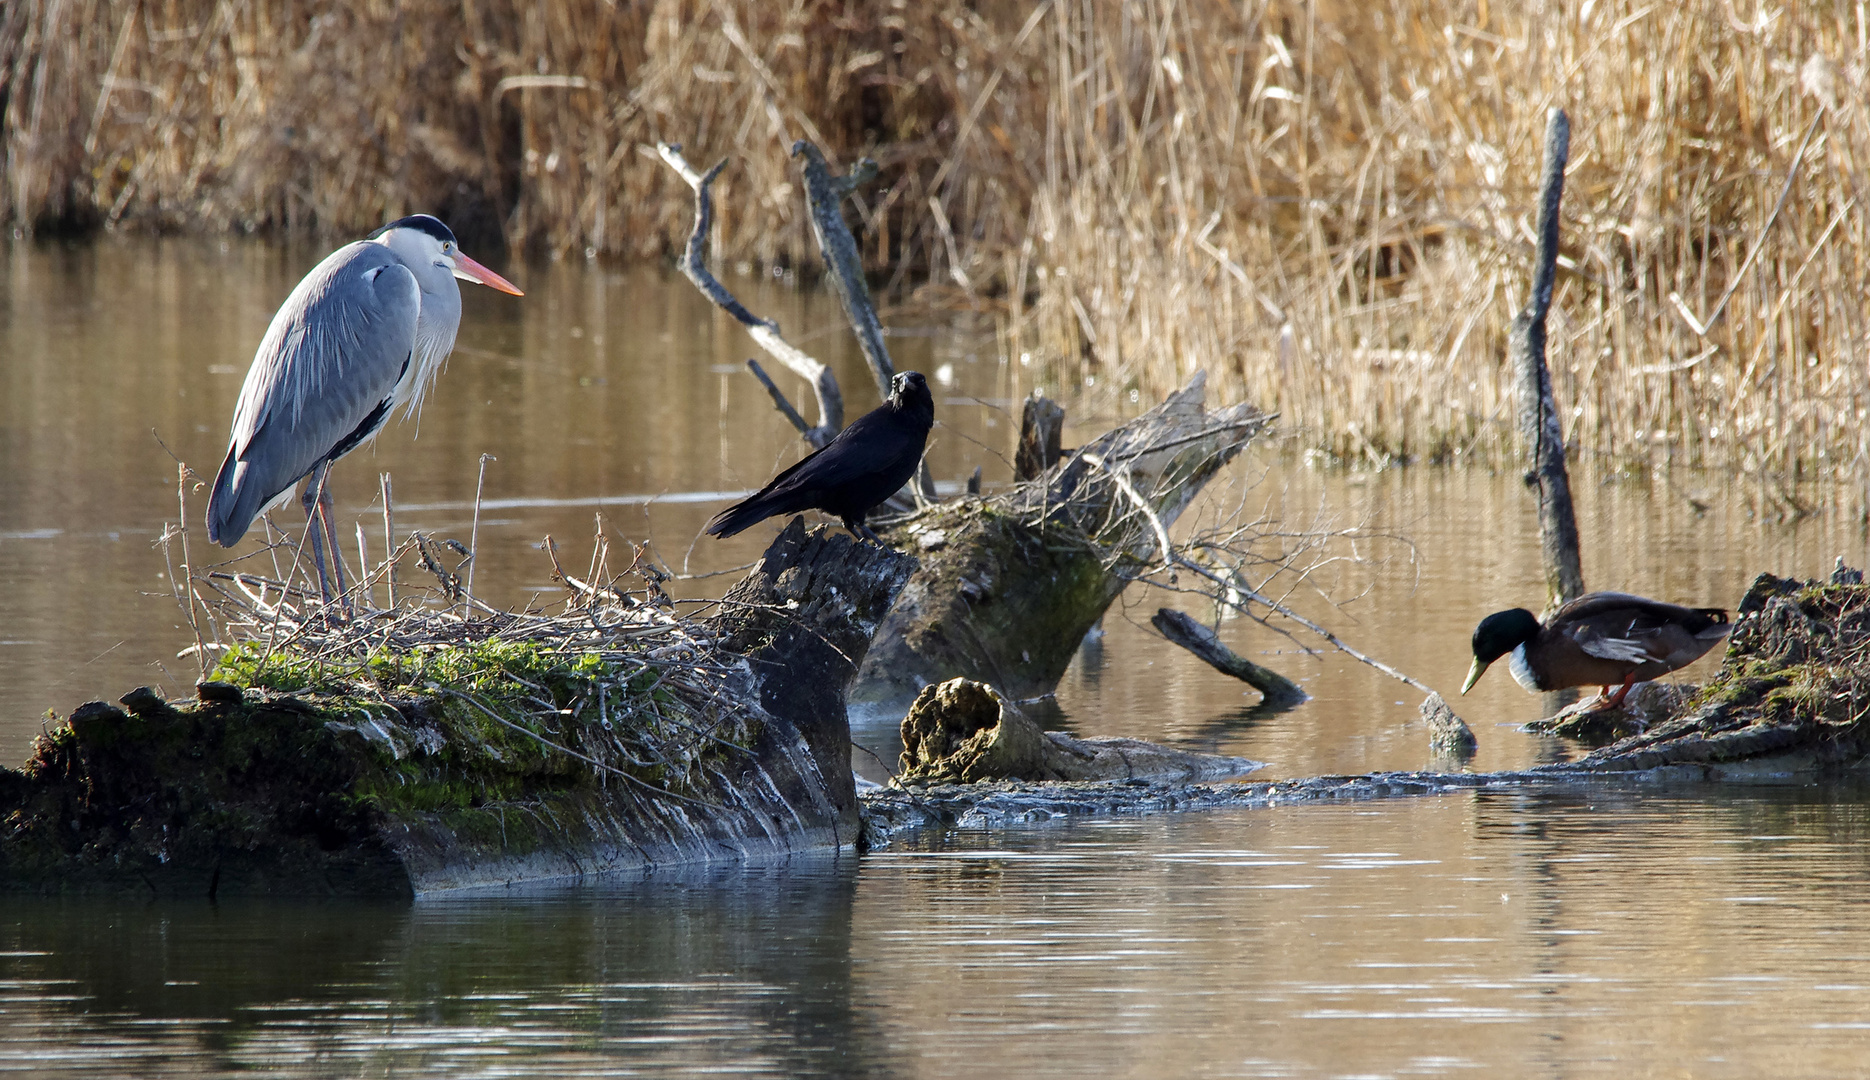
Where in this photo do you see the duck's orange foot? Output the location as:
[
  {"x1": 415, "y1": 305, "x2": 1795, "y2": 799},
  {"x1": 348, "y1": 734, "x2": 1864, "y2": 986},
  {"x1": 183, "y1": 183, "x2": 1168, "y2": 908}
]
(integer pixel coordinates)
[{"x1": 1590, "y1": 673, "x2": 1639, "y2": 711}]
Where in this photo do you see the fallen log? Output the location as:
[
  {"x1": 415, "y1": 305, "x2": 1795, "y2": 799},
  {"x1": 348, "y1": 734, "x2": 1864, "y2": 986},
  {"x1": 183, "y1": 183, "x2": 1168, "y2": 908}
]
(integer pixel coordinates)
[
  {"x1": 894, "y1": 677, "x2": 1261, "y2": 786},
  {"x1": 855, "y1": 372, "x2": 1271, "y2": 704},
  {"x1": 1150, "y1": 607, "x2": 1306, "y2": 706},
  {"x1": 0, "y1": 520, "x2": 912, "y2": 897}
]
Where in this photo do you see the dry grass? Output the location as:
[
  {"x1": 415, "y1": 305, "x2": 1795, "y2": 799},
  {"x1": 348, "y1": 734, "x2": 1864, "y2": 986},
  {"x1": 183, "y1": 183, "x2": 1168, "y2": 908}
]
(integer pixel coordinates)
[{"x1": 7, "y1": 0, "x2": 1870, "y2": 487}]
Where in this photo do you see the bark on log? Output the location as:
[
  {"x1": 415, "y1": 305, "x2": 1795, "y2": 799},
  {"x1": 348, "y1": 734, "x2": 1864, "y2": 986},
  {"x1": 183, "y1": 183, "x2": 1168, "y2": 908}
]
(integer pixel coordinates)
[
  {"x1": 0, "y1": 521, "x2": 914, "y2": 897},
  {"x1": 895, "y1": 678, "x2": 1260, "y2": 785},
  {"x1": 855, "y1": 372, "x2": 1270, "y2": 705},
  {"x1": 1150, "y1": 608, "x2": 1306, "y2": 706}
]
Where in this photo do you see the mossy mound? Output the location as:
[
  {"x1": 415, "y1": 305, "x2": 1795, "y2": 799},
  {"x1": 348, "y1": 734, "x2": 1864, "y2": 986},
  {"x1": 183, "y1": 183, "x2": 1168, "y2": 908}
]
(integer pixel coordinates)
[
  {"x1": 0, "y1": 518, "x2": 920, "y2": 896},
  {"x1": 0, "y1": 635, "x2": 770, "y2": 897},
  {"x1": 1578, "y1": 572, "x2": 1870, "y2": 774}
]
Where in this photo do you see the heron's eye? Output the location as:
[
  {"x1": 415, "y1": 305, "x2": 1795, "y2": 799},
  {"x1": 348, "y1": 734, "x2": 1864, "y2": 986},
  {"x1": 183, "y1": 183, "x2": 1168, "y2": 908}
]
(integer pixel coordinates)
[{"x1": 443, "y1": 242, "x2": 453, "y2": 253}]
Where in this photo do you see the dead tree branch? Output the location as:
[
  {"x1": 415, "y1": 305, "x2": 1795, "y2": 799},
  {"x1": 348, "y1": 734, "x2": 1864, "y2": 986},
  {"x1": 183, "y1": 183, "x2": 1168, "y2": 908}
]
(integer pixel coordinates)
[{"x1": 658, "y1": 142, "x2": 842, "y2": 448}]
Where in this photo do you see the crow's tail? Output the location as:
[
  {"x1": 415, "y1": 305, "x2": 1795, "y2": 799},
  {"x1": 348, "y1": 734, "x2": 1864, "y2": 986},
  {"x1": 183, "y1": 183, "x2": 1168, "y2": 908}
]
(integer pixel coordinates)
[{"x1": 704, "y1": 493, "x2": 786, "y2": 539}]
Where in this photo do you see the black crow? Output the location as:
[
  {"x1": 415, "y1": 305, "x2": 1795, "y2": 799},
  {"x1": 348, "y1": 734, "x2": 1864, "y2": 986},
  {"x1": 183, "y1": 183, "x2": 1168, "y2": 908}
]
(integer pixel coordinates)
[{"x1": 707, "y1": 370, "x2": 935, "y2": 544}]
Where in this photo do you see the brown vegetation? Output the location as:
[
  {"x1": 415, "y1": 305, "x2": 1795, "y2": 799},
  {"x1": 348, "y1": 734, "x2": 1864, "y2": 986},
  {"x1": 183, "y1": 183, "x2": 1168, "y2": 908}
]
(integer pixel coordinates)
[{"x1": 6, "y1": 0, "x2": 1869, "y2": 482}]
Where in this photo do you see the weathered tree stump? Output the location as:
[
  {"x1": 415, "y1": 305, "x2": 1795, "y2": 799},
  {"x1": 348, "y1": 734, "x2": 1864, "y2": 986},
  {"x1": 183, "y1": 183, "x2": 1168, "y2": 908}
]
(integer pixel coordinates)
[
  {"x1": 856, "y1": 373, "x2": 1269, "y2": 704},
  {"x1": 1015, "y1": 393, "x2": 1066, "y2": 481}
]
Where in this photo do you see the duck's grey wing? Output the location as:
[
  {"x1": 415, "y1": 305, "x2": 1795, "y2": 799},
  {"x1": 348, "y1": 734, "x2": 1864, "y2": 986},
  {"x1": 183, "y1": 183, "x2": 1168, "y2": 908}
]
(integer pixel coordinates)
[
  {"x1": 1557, "y1": 592, "x2": 1731, "y2": 670},
  {"x1": 206, "y1": 243, "x2": 420, "y2": 545}
]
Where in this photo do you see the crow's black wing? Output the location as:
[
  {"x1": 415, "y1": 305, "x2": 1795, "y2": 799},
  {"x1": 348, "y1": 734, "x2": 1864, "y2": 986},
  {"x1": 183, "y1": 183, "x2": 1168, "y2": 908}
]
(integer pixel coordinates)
[{"x1": 704, "y1": 408, "x2": 919, "y2": 537}]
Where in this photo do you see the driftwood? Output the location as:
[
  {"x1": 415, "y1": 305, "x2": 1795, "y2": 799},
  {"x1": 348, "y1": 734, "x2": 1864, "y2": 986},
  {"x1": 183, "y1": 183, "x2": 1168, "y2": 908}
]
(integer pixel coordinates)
[
  {"x1": 895, "y1": 678, "x2": 1260, "y2": 785},
  {"x1": 1524, "y1": 681, "x2": 1693, "y2": 743},
  {"x1": 855, "y1": 372, "x2": 1270, "y2": 704},
  {"x1": 1511, "y1": 109, "x2": 1586, "y2": 609},
  {"x1": 1150, "y1": 607, "x2": 1305, "y2": 706},
  {"x1": 0, "y1": 521, "x2": 913, "y2": 896},
  {"x1": 660, "y1": 140, "x2": 935, "y2": 499}
]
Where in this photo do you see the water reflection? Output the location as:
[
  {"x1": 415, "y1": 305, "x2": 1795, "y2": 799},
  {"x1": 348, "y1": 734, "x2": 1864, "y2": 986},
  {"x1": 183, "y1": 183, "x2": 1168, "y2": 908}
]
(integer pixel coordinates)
[{"x1": 6, "y1": 788, "x2": 1870, "y2": 1076}]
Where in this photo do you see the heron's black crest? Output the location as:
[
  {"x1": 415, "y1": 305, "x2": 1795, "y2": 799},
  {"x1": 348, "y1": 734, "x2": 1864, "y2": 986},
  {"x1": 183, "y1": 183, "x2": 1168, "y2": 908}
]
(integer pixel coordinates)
[{"x1": 367, "y1": 214, "x2": 455, "y2": 244}]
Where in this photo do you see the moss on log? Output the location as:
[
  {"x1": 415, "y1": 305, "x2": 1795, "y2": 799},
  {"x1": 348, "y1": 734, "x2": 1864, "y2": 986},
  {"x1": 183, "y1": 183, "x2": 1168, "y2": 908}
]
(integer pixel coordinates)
[
  {"x1": 0, "y1": 520, "x2": 913, "y2": 897},
  {"x1": 1567, "y1": 572, "x2": 1870, "y2": 776}
]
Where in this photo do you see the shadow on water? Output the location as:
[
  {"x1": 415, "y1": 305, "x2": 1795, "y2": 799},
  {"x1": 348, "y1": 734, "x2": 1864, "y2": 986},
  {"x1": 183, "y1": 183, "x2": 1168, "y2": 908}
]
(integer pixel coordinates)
[{"x1": 0, "y1": 856, "x2": 902, "y2": 1077}]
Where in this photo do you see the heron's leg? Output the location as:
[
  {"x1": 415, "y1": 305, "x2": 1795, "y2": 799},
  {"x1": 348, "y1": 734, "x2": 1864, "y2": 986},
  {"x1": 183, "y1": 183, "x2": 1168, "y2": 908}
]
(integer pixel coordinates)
[
  {"x1": 300, "y1": 464, "x2": 336, "y2": 605},
  {"x1": 316, "y1": 475, "x2": 352, "y2": 615}
]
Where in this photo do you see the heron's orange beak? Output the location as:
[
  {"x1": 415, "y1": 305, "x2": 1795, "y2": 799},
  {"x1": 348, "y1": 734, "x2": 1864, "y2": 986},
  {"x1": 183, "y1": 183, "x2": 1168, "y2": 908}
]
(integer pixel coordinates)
[{"x1": 451, "y1": 251, "x2": 524, "y2": 296}]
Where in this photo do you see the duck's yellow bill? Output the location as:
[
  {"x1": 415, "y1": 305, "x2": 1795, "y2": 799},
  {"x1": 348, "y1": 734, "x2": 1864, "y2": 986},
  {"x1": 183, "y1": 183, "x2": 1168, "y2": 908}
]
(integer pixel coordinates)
[{"x1": 1459, "y1": 657, "x2": 1487, "y2": 695}]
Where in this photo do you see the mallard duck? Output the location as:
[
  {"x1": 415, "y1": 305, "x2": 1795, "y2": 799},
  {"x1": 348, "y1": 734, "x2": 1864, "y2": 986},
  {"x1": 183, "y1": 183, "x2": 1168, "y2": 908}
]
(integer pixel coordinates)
[{"x1": 1461, "y1": 591, "x2": 1731, "y2": 708}]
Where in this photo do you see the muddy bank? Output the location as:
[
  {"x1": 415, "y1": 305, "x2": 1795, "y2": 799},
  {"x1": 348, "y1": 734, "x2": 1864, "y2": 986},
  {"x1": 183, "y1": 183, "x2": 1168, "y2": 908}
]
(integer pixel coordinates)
[{"x1": 0, "y1": 521, "x2": 911, "y2": 897}]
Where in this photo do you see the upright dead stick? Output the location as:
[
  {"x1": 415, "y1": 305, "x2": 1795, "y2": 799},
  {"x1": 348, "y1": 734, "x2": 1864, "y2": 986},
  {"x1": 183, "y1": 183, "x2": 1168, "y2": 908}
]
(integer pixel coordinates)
[
  {"x1": 793, "y1": 140, "x2": 937, "y2": 499},
  {"x1": 1511, "y1": 108, "x2": 1585, "y2": 610},
  {"x1": 465, "y1": 453, "x2": 495, "y2": 617},
  {"x1": 175, "y1": 463, "x2": 209, "y2": 681},
  {"x1": 657, "y1": 142, "x2": 842, "y2": 447},
  {"x1": 380, "y1": 472, "x2": 397, "y2": 608}
]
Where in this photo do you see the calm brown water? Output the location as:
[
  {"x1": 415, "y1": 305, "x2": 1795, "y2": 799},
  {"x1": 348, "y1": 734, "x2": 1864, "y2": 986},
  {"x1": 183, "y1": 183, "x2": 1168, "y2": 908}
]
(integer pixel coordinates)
[{"x1": 4, "y1": 238, "x2": 1870, "y2": 1076}]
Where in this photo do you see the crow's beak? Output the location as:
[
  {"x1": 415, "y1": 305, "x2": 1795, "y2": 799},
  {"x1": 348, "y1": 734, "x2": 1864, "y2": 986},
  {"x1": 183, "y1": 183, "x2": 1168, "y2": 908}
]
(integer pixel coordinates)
[
  {"x1": 1459, "y1": 657, "x2": 1488, "y2": 695},
  {"x1": 451, "y1": 251, "x2": 524, "y2": 296}
]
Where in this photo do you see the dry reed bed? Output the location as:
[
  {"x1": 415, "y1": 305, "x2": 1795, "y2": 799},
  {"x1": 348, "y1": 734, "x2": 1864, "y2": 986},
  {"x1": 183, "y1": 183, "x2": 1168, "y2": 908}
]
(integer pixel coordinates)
[{"x1": 6, "y1": 1, "x2": 1869, "y2": 488}]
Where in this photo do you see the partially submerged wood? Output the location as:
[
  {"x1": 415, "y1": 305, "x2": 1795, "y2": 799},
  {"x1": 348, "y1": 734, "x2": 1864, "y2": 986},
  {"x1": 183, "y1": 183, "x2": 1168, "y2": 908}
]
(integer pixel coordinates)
[
  {"x1": 861, "y1": 573, "x2": 1870, "y2": 844},
  {"x1": 895, "y1": 678, "x2": 1260, "y2": 786},
  {"x1": 1419, "y1": 691, "x2": 1477, "y2": 759},
  {"x1": 0, "y1": 520, "x2": 913, "y2": 897},
  {"x1": 857, "y1": 372, "x2": 1270, "y2": 704},
  {"x1": 1568, "y1": 572, "x2": 1870, "y2": 776},
  {"x1": 1150, "y1": 607, "x2": 1306, "y2": 706}
]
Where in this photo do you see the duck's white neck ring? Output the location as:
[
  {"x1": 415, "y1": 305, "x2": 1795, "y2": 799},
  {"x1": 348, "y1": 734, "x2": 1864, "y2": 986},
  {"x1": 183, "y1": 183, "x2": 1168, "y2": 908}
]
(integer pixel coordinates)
[{"x1": 1508, "y1": 642, "x2": 1542, "y2": 692}]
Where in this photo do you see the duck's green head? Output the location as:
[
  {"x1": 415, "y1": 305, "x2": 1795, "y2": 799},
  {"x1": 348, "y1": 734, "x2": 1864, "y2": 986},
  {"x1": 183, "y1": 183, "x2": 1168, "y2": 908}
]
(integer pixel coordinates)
[{"x1": 1461, "y1": 608, "x2": 1542, "y2": 694}]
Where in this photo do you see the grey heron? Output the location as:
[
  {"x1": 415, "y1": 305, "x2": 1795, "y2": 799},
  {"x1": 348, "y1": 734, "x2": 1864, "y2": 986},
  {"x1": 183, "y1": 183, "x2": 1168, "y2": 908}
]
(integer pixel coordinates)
[{"x1": 205, "y1": 214, "x2": 523, "y2": 604}]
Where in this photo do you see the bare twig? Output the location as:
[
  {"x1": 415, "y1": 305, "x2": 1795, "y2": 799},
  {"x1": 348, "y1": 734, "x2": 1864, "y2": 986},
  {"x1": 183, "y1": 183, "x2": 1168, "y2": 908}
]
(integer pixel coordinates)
[
  {"x1": 745, "y1": 359, "x2": 812, "y2": 436},
  {"x1": 380, "y1": 472, "x2": 397, "y2": 608},
  {"x1": 465, "y1": 453, "x2": 495, "y2": 616}
]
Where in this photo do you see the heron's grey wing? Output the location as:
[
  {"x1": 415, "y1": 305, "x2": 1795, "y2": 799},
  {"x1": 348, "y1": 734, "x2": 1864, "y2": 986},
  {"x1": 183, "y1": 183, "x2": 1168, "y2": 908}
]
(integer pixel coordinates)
[{"x1": 206, "y1": 243, "x2": 420, "y2": 545}]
